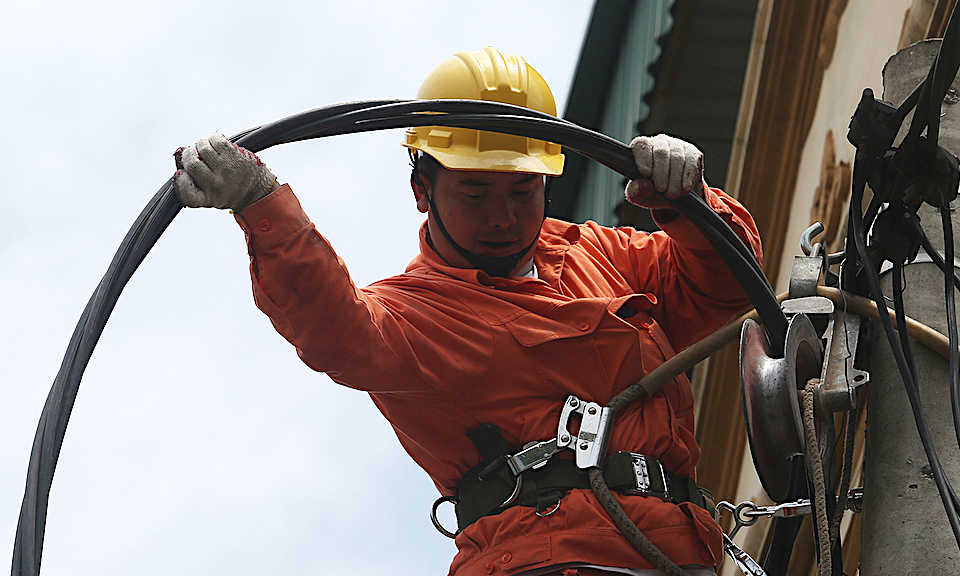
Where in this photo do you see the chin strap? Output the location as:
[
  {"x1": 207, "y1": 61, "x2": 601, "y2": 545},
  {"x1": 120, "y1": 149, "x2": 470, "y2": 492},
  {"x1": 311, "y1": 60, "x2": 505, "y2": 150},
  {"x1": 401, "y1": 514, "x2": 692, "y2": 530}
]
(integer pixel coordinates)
[{"x1": 426, "y1": 191, "x2": 539, "y2": 278}]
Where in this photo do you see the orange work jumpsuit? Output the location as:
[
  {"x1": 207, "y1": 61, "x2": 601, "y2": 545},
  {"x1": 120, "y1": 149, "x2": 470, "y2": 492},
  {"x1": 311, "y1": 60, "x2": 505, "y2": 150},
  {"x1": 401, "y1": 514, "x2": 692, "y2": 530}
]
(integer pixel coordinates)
[{"x1": 234, "y1": 183, "x2": 762, "y2": 575}]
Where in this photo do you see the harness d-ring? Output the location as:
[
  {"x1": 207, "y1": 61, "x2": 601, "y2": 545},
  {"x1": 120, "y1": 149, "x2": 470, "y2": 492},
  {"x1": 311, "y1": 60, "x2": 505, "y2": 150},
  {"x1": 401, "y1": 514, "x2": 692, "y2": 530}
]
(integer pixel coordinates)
[
  {"x1": 535, "y1": 494, "x2": 562, "y2": 517},
  {"x1": 430, "y1": 495, "x2": 459, "y2": 539},
  {"x1": 500, "y1": 473, "x2": 524, "y2": 507}
]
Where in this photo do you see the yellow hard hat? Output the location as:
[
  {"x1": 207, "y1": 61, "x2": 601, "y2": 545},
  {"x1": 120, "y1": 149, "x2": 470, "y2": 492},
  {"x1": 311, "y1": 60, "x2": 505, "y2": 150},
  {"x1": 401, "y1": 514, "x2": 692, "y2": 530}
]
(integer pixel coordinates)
[{"x1": 403, "y1": 47, "x2": 564, "y2": 176}]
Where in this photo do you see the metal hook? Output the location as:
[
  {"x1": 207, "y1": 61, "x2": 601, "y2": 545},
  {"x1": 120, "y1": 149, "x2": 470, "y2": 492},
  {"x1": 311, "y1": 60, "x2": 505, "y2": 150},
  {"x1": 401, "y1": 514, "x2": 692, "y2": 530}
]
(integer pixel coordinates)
[{"x1": 801, "y1": 222, "x2": 825, "y2": 256}]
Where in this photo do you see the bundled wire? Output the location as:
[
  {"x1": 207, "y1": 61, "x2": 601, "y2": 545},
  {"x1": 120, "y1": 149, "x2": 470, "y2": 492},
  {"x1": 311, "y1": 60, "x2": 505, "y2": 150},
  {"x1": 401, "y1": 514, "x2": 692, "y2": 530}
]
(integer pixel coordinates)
[
  {"x1": 847, "y1": 147, "x2": 960, "y2": 544},
  {"x1": 11, "y1": 99, "x2": 783, "y2": 576},
  {"x1": 841, "y1": 3, "x2": 960, "y2": 554}
]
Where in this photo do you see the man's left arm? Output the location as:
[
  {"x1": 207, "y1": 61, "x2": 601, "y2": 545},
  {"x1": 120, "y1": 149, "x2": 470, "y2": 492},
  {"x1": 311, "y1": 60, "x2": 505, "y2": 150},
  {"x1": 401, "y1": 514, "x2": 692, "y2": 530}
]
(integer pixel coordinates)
[{"x1": 620, "y1": 135, "x2": 763, "y2": 349}]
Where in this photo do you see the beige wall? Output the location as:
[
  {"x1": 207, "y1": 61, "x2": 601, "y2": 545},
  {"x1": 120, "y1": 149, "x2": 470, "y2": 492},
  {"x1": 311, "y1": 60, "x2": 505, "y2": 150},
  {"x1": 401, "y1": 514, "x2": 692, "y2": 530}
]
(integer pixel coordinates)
[{"x1": 773, "y1": 0, "x2": 915, "y2": 293}]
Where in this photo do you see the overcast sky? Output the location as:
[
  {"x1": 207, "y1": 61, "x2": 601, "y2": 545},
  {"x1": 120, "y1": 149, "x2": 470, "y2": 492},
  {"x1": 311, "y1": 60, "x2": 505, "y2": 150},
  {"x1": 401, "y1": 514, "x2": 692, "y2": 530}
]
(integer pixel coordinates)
[{"x1": 1, "y1": 2, "x2": 593, "y2": 575}]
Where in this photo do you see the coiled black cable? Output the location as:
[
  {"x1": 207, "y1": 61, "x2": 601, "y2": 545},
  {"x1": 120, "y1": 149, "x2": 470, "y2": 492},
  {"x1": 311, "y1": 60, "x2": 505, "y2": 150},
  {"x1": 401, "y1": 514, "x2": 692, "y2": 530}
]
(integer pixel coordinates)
[{"x1": 12, "y1": 98, "x2": 783, "y2": 576}]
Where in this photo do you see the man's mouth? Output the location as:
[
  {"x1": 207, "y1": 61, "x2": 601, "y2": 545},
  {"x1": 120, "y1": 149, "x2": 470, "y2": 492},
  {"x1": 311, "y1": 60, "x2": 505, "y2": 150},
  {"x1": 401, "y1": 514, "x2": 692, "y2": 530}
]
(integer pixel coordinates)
[{"x1": 478, "y1": 240, "x2": 519, "y2": 255}]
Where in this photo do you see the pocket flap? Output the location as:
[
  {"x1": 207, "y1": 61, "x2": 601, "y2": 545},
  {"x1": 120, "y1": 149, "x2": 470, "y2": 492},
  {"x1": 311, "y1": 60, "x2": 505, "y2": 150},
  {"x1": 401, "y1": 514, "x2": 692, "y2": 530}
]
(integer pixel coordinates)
[{"x1": 500, "y1": 299, "x2": 609, "y2": 347}]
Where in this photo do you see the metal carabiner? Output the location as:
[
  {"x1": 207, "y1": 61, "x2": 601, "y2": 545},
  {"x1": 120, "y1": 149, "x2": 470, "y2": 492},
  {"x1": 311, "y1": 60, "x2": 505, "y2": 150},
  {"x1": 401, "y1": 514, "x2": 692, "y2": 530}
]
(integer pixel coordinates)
[
  {"x1": 716, "y1": 500, "x2": 762, "y2": 540},
  {"x1": 499, "y1": 473, "x2": 524, "y2": 507},
  {"x1": 723, "y1": 533, "x2": 769, "y2": 576},
  {"x1": 746, "y1": 500, "x2": 812, "y2": 520}
]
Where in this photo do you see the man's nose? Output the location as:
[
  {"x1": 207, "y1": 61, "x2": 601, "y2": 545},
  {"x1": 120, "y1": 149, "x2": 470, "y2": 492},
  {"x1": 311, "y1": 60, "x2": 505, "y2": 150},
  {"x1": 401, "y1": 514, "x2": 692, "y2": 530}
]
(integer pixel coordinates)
[{"x1": 487, "y1": 198, "x2": 518, "y2": 228}]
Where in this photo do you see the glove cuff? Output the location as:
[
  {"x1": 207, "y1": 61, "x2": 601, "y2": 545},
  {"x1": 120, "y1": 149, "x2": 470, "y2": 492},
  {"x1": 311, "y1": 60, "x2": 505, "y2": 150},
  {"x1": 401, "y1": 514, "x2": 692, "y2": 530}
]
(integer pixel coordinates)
[{"x1": 234, "y1": 167, "x2": 277, "y2": 212}]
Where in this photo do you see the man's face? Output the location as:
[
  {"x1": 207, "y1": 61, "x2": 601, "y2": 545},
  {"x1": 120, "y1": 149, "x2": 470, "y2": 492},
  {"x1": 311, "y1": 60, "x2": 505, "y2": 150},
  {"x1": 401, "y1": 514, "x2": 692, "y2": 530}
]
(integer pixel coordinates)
[{"x1": 413, "y1": 167, "x2": 545, "y2": 276}]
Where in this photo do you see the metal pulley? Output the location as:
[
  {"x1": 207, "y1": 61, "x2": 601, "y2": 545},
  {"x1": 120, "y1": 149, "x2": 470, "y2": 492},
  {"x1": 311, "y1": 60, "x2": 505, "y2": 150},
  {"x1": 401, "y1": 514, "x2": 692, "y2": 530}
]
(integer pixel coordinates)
[{"x1": 740, "y1": 313, "x2": 824, "y2": 502}]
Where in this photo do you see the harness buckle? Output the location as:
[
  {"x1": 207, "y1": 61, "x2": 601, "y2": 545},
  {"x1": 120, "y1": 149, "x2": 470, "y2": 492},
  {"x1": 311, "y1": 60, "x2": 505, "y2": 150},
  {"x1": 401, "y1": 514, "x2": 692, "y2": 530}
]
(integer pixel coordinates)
[
  {"x1": 568, "y1": 395, "x2": 613, "y2": 469},
  {"x1": 626, "y1": 454, "x2": 671, "y2": 500},
  {"x1": 505, "y1": 438, "x2": 561, "y2": 476},
  {"x1": 505, "y1": 394, "x2": 613, "y2": 475}
]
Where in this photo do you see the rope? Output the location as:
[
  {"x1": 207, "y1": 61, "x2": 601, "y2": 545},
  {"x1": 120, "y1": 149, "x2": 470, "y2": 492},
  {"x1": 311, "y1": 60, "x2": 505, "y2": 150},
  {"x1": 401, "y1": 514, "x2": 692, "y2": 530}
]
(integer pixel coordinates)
[
  {"x1": 588, "y1": 468, "x2": 690, "y2": 576},
  {"x1": 594, "y1": 285, "x2": 954, "y2": 574},
  {"x1": 803, "y1": 379, "x2": 832, "y2": 576},
  {"x1": 831, "y1": 402, "x2": 859, "y2": 546},
  {"x1": 614, "y1": 286, "x2": 957, "y2": 422}
]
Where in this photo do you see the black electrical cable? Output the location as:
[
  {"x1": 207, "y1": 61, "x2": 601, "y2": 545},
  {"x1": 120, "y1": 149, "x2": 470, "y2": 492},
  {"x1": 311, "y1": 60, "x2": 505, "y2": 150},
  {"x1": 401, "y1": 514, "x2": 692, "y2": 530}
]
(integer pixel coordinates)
[
  {"x1": 913, "y1": 215, "x2": 960, "y2": 453},
  {"x1": 12, "y1": 99, "x2": 783, "y2": 576},
  {"x1": 923, "y1": 4, "x2": 960, "y2": 149},
  {"x1": 849, "y1": 145, "x2": 960, "y2": 545},
  {"x1": 892, "y1": 261, "x2": 919, "y2": 382},
  {"x1": 828, "y1": 13, "x2": 960, "y2": 571},
  {"x1": 232, "y1": 99, "x2": 784, "y2": 349},
  {"x1": 918, "y1": 226, "x2": 960, "y2": 293},
  {"x1": 903, "y1": 3, "x2": 960, "y2": 153},
  {"x1": 12, "y1": 183, "x2": 182, "y2": 576},
  {"x1": 254, "y1": 98, "x2": 772, "y2": 285},
  {"x1": 941, "y1": 206, "x2": 960, "y2": 452},
  {"x1": 895, "y1": 0, "x2": 960, "y2": 526},
  {"x1": 263, "y1": 102, "x2": 784, "y2": 349},
  {"x1": 762, "y1": 457, "x2": 808, "y2": 576}
]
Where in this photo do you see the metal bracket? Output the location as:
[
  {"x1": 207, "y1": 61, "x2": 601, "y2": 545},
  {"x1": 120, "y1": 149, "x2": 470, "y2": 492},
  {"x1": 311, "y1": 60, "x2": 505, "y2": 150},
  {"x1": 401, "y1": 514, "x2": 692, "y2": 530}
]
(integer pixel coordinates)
[
  {"x1": 790, "y1": 254, "x2": 825, "y2": 299},
  {"x1": 506, "y1": 438, "x2": 561, "y2": 476},
  {"x1": 568, "y1": 396, "x2": 613, "y2": 469},
  {"x1": 817, "y1": 311, "x2": 870, "y2": 412}
]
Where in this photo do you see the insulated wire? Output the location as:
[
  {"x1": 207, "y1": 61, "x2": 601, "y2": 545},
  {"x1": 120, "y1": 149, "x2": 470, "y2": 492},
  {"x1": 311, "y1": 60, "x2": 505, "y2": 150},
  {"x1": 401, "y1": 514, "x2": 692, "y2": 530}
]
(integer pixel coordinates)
[
  {"x1": 238, "y1": 97, "x2": 772, "y2": 291},
  {"x1": 941, "y1": 206, "x2": 960, "y2": 451},
  {"x1": 924, "y1": 3, "x2": 960, "y2": 149},
  {"x1": 833, "y1": 12, "x2": 960, "y2": 566},
  {"x1": 918, "y1": 227, "x2": 960, "y2": 292},
  {"x1": 12, "y1": 183, "x2": 182, "y2": 576},
  {"x1": 11, "y1": 99, "x2": 782, "y2": 576},
  {"x1": 264, "y1": 102, "x2": 783, "y2": 348},
  {"x1": 892, "y1": 261, "x2": 919, "y2": 382},
  {"x1": 235, "y1": 98, "x2": 782, "y2": 348},
  {"x1": 849, "y1": 146, "x2": 960, "y2": 544}
]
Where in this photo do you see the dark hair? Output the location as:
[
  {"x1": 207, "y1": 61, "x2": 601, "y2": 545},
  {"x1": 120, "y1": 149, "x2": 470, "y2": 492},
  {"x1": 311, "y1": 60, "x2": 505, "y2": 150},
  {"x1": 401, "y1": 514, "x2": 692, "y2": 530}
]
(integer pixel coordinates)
[{"x1": 409, "y1": 150, "x2": 445, "y2": 188}]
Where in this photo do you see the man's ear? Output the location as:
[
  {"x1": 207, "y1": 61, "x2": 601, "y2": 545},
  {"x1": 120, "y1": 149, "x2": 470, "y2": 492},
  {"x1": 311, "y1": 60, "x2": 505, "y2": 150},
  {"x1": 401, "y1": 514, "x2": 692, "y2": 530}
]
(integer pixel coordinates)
[{"x1": 412, "y1": 178, "x2": 430, "y2": 214}]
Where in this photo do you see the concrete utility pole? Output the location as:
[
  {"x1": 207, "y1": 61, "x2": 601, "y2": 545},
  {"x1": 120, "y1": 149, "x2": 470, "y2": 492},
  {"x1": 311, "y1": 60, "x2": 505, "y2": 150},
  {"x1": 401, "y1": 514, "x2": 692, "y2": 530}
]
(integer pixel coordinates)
[{"x1": 860, "y1": 39, "x2": 960, "y2": 574}]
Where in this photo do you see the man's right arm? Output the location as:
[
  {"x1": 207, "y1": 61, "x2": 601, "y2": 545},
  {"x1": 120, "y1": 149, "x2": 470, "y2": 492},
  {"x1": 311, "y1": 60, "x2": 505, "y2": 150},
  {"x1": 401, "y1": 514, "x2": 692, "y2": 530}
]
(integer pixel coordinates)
[
  {"x1": 172, "y1": 134, "x2": 428, "y2": 393},
  {"x1": 231, "y1": 186, "x2": 398, "y2": 378}
]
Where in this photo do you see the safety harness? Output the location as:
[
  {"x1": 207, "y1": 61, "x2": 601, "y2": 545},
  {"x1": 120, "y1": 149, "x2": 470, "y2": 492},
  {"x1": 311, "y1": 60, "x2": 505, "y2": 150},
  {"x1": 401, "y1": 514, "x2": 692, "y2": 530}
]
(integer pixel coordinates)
[{"x1": 431, "y1": 395, "x2": 714, "y2": 537}]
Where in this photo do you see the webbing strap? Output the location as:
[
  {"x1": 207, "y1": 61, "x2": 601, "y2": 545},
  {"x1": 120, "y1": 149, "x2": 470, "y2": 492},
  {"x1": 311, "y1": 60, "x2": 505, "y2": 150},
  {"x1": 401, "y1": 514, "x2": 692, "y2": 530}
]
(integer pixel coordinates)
[{"x1": 454, "y1": 448, "x2": 713, "y2": 532}]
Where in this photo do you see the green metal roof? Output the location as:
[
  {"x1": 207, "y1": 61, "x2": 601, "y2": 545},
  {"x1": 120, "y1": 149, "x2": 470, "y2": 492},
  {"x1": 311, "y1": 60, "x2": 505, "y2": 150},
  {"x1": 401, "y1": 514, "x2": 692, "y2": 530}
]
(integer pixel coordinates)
[{"x1": 550, "y1": 0, "x2": 758, "y2": 229}]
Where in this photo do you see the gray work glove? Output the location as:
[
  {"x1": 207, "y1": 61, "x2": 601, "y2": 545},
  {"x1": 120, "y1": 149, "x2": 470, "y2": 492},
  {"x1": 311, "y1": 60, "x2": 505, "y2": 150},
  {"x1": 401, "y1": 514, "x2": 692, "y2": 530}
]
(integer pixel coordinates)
[
  {"x1": 173, "y1": 132, "x2": 277, "y2": 211},
  {"x1": 624, "y1": 134, "x2": 704, "y2": 209}
]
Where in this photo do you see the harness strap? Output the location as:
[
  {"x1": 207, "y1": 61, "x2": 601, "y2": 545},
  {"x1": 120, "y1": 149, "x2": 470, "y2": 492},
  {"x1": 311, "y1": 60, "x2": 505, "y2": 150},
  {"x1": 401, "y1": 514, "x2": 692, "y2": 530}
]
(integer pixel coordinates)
[{"x1": 454, "y1": 447, "x2": 714, "y2": 533}]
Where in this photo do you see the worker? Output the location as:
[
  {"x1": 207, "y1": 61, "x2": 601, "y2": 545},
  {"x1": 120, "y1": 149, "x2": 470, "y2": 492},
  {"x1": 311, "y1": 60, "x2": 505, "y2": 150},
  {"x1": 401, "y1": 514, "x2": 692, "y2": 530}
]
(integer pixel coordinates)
[{"x1": 173, "y1": 47, "x2": 761, "y2": 576}]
